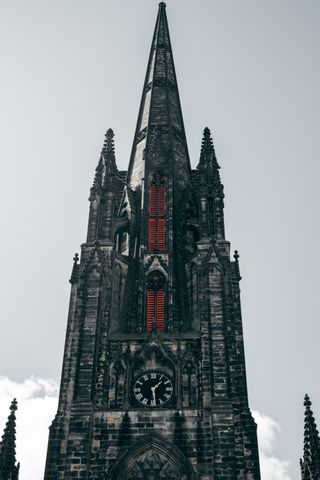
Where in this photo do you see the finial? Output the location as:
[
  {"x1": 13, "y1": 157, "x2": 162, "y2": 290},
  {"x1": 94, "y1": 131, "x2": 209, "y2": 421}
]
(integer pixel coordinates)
[
  {"x1": 104, "y1": 128, "x2": 114, "y2": 142},
  {"x1": 69, "y1": 253, "x2": 80, "y2": 284},
  {"x1": 102, "y1": 128, "x2": 118, "y2": 176},
  {"x1": 103, "y1": 128, "x2": 115, "y2": 153},
  {"x1": 159, "y1": 2, "x2": 166, "y2": 8},
  {"x1": 233, "y1": 250, "x2": 241, "y2": 281},
  {"x1": 10, "y1": 399, "x2": 17, "y2": 413},
  {"x1": 201, "y1": 127, "x2": 215, "y2": 156}
]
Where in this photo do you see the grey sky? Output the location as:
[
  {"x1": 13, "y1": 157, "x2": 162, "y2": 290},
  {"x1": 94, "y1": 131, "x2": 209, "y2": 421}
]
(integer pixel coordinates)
[{"x1": 1, "y1": 1, "x2": 320, "y2": 478}]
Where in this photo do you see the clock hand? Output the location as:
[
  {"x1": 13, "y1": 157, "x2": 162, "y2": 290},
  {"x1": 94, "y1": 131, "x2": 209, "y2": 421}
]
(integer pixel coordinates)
[{"x1": 150, "y1": 386, "x2": 156, "y2": 405}]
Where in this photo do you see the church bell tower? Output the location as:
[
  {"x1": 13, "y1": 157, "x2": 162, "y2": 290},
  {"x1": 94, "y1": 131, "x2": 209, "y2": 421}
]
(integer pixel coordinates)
[{"x1": 44, "y1": 3, "x2": 261, "y2": 479}]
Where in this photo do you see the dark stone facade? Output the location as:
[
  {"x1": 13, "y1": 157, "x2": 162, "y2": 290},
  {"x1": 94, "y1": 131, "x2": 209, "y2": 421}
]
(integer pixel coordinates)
[{"x1": 44, "y1": 3, "x2": 261, "y2": 479}]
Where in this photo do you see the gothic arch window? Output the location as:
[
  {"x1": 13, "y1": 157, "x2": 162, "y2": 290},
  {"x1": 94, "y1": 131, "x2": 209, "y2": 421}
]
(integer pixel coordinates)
[
  {"x1": 107, "y1": 433, "x2": 197, "y2": 480},
  {"x1": 146, "y1": 271, "x2": 166, "y2": 331},
  {"x1": 109, "y1": 361, "x2": 125, "y2": 408},
  {"x1": 148, "y1": 174, "x2": 166, "y2": 251}
]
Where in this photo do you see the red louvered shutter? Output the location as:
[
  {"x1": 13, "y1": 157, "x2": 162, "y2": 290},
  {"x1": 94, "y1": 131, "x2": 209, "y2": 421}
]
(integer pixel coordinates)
[
  {"x1": 148, "y1": 177, "x2": 166, "y2": 251},
  {"x1": 156, "y1": 289, "x2": 165, "y2": 331},
  {"x1": 146, "y1": 289, "x2": 155, "y2": 331},
  {"x1": 157, "y1": 218, "x2": 165, "y2": 250},
  {"x1": 148, "y1": 219, "x2": 156, "y2": 250},
  {"x1": 158, "y1": 183, "x2": 165, "y2": 216},
  {"x1": 149, "y1": 184, "x2": 157, "y2": 216}
]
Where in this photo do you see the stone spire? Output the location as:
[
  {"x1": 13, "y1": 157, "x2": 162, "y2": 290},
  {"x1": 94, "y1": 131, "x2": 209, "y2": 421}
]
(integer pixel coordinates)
[
  {"x1": 0, "y1": 399, "x2": 20, "y2": 480},
  {"x1": 300, "y1": 394, "x2": 320, "y2": 479},
  {"x1": 127, "y1": 1, "x2": 191, "y2": 190}
]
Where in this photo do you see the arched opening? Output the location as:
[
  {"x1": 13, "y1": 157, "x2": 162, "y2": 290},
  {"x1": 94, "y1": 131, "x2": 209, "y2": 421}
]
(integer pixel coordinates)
[{"x1": 106, "y1": 433, "x2": 197, "y2": 480}]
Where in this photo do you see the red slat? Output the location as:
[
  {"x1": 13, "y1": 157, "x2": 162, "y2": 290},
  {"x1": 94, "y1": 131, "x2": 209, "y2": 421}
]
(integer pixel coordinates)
[
  {"x1": 158, "y1": 184, "x2": 165, "y2": 216},
  {"x1": 149, "y1": 184, "x2": 157, "y2": 216},
  {"x1": 157, "y1": 218, "x2": 165, "y2": 250},
  {"x1": 146, "y1": 289, "x2": 155, "y2": 331},
  {"x1": 148, "y1": 219, "x2": 156, "y2": 250},
  {"x1": 156, "y1": 289, "x2": 165, "y2": 331}
]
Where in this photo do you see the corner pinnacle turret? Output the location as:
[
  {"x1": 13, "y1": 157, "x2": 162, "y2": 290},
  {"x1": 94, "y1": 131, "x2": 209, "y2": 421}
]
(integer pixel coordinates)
[
  {"x1": 0, "y1": 399, "x2": 20, "y2": 480},
  {"x1": 301, "y1": 394, "x2": 320, "y2": 479},
  {"x1": 87, "y1": 129, "x2": 120, "y2": 242}
]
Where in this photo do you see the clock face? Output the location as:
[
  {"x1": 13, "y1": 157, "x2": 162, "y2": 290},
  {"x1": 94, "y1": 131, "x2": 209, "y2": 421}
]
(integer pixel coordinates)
[{"x1": 133, "y1": 371, "x2": 173, "y2": 407}]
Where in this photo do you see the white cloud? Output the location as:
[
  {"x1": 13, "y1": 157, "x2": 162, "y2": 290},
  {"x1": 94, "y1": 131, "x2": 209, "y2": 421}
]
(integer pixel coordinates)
[
  {"x1": 0, "y1": 376, "x2": 58, "y2": 480},
  {"x1": 0, "y1": 377, "x2": 292, "y2": 480},
  {"x1": 253, "y1": 410, "x2": 291, "y2": 480}
]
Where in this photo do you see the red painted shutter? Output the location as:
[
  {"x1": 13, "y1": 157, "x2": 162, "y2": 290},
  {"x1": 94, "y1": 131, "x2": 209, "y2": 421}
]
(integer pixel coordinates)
[
  {"x1": 148, "y1": 178, "x2": 166, "y2": 250},
  {"x1": 157, "y1": 218, "x2": 165, "y2": 250},
  {"x1": 146, "y1": 289, "x2": 155, "y2": 331},
  {"x1": 148, "y1": 219, "x2": 156, "y2": 250},
  {"x1": 158, "y1": 184, "x2": 165, "y2": 216},
  {"x1": 149, "y1": 184, "x2": 157, "y2": 216},
  {"x1": 156, "y1": 289, "x2": 165, "y2": 331}
]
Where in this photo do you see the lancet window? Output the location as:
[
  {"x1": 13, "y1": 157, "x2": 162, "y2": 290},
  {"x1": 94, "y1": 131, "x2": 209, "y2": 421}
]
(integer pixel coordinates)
[
  {"x1": 109, "y1": 361, "x2": 125, "y2": 408},
  {"x1": 182, "y1": 361, "x2": 197, "y2": 408},
  {"x1": 148, "y1": 174, "x2": 166, "y2": 251},
  {"x1": 146, "y1": 271, "x2": 166, "y2": 331}
]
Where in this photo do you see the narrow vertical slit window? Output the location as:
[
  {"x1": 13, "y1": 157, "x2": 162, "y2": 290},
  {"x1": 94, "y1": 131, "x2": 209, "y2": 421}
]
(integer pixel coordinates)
[{"x1": 148, "y1": 175, "x2": 166, "y2": 251}]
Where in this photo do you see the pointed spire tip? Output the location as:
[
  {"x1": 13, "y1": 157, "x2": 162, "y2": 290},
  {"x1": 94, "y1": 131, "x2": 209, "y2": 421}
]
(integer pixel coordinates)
[
  {"x1": 106, "y1": 128, "x2": 114, "y2": 139},
  {"x1": 10, "y1": 398, "x2": 18, "y2": 412}
]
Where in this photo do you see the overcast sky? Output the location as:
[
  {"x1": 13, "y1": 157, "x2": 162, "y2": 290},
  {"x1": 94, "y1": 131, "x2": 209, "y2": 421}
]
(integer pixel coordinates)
[{"x1": 1, "y1": 1, "x2": 320, "y2": 479}]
